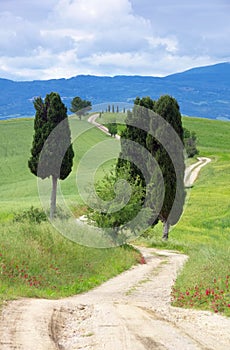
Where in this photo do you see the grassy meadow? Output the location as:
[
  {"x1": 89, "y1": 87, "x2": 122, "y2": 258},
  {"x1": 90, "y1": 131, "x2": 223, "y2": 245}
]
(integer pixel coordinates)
[
  {"x1": 0, "y1": 116, "x2": 140, "y2": 305},
  {"x1": 0, "y1": 113, "x2": 229, "y2": 316}
]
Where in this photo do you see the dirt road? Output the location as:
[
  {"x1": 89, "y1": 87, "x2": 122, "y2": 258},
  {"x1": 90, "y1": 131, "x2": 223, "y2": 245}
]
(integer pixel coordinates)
[
  {"x1": 0, "y1": 246, "x2": 229, "y2": 349},
  {"x1": 184, "y1": 157, "x2": 211, "y2": 187},
  {"x1": 88, "y1": 113, "x2": 120, "y2": 139}
]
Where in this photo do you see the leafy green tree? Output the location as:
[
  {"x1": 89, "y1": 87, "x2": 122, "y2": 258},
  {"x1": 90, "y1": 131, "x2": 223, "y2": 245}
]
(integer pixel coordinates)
[
  {"x1": 134, "y1": 96, "x2": 155, "y2": 110},
  {"x1": 28, "y1": 92, "x2": 74, "y2": 219},
  {"x1": 70, "y1": 96, "x2": 91, "y2": 120},
  {"x1": 87, "y1": 167, "x2": 149, "y2": 243},
  {"x1": 183, "y1": 127, "x2": 199, "y2": 158},
  {"x1": 108, "y1": 123, "x2": 118, "y2": 137}
]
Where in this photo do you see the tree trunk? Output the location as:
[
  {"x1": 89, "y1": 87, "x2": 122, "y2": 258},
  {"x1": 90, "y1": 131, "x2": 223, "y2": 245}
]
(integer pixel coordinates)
[
  {"x1": 162, "y1": 220, "x2": 170, "y2": 240},
  {"x1": 50, "y1": 175, "x2": 57, "y2": 219}
]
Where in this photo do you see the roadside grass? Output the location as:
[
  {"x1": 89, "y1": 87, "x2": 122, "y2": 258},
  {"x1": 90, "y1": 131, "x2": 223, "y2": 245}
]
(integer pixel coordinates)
[
  {"x1": 0, "y1": 219, "x2": 141, "y2": 302},
  {"x1": 139, "y1": 117, "x2": 230, "y2": 316}
]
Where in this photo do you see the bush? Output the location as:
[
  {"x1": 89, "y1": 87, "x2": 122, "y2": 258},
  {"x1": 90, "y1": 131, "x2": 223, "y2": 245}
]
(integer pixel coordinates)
[
  {"x1": 184, "y1": 127, "x2": 199, "y2": 158},
  {"x1": 14, "y1": 206, "x2": 48, "y2": 224}
]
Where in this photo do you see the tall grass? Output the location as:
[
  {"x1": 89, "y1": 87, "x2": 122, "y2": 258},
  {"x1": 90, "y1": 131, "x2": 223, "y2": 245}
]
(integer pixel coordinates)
[{"x1": 0, "y1": 219, "x2": 140, "y2": 302}]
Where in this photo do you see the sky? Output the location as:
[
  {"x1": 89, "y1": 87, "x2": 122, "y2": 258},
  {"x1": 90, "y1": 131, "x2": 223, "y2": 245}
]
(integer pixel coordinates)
[{"x1": 0, "y1": 0, "x2": 229, "y2": 81}]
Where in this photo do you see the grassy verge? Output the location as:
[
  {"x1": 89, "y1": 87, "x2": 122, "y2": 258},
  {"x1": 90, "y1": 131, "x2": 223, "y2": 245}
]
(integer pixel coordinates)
[
  {"x1": 139, "y1": 117, "x2": 230, "y2": 316},
  {"x1": 0, "y1": 218, "x2": 141, "y2": 303}
]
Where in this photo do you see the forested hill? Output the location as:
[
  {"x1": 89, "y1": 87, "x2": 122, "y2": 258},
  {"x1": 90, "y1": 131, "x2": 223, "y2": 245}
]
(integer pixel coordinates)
[{"x1": 1, "y1": 62, "x2": 230, "y2": 120}]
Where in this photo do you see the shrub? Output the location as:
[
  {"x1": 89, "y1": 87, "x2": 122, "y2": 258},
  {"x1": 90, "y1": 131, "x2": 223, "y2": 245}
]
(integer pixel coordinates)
[{"x1": 14, "y1": 206, "x2": 48, "y2": 224}]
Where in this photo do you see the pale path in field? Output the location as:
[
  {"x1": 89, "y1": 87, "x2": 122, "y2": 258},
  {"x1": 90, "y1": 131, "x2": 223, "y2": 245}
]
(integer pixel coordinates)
[
  {"x1": 0, "y1": 115, "x2": 222, "y2": 349},
  {"x1": 184, "y1": 157, "x2": 212, "y2": 187},
  {"x1": 88, "y1": 113, "x2": 121, "y2": 139},
  {"x1": 0, "y1": 246, "x2": 230, "y2": 349}
]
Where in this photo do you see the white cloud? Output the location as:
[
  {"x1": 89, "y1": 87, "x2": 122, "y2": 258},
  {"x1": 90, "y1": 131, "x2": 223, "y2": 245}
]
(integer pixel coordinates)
[{"x1": 0, "y1": 0, "x2": 229, "y2": 80}]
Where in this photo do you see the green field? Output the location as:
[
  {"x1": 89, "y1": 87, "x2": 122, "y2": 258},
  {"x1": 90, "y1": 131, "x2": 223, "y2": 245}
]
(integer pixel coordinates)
[
  {"x1": 0, "y1": 117, "x2": 139, "y2": 304},
  {"x1": 0, "y1": 114, "x2": 229, "y2": 316},
  {"x1": 0, "y1": 117, "x2": 120, "y2": 216}
]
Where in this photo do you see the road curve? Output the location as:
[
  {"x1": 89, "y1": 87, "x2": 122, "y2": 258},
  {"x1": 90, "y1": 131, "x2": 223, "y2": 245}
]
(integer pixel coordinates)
[
  {"x1": 88, "y1": 113, "x2": 211, "y2": 187},
  {"x1": 184, "y1": 157, "x2": 211, "y2": 187}
]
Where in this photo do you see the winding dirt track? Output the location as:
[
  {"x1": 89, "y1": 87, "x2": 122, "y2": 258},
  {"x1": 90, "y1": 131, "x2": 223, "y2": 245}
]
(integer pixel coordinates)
[
  {"x1": 0, "y1": 246, "x2": 230, "y2": 349},
  {"x1": 1, "y1": 115, "x2": 228, "y2": 349}
]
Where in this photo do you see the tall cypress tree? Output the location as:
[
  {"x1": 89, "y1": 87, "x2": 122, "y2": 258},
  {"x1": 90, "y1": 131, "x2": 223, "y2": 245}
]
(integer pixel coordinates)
[
  {"x1": 146, "y1": 95, "x2": 185, "y2": 239},
  {"x1": 28, "y1": 92, "x2": 74, "y2": 219},
  {"x1": 116, "y1": 101, "x2": 151, "y2": 185},
  {"x1": 117, "y1": 95, "x2": 185, "y2": 240}
]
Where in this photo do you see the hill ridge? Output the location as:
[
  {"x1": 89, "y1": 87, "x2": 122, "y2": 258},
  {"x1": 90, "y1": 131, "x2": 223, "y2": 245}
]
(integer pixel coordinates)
[{"x1": 0, "y1": 62, "x2": 230, "y2": 120}]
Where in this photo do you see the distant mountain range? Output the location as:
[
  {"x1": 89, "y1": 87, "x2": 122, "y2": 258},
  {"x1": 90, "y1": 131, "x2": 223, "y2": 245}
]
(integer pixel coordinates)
[{"x1": 1, "y1": 62, "x2": 230, "y2": 120}]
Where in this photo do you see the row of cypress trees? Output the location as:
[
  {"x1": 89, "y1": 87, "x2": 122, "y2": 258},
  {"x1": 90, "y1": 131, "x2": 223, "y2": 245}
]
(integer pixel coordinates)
[{"x1": 116, "y1": 95, "x2": 185, "y2": 240}]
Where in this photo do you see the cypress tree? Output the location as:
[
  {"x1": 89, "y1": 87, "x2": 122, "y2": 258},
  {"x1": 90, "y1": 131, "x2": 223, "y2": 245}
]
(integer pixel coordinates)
[
  {"x1": 117, "y1": 95, "x2": 185, "y2": 240},
  {"x1": 28, "y1": 92, "x2": 74, "y2": 219},
  {"x1": 116, "y1": 98, "x2": 151, "y2": 185},
  {"x1": 146, "y1": 95, "x2": 185, "y2": 239}
]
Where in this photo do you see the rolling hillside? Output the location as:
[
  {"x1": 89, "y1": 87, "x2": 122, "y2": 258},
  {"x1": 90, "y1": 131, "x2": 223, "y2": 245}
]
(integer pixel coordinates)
[{"x1": 0, "y1": 62, "x2": 230, "y2": 120}]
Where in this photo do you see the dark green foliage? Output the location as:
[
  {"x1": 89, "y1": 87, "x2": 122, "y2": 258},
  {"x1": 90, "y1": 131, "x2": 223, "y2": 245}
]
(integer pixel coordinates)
[
  {"x1": 183, "y1": 127, "x2": 199, "y2": 158},
  {"x1": 117, "y1": 95, "x2": 186, "y2": 240},
  {"x1": 28, "y1": 92, "x2": 74, "y2": 180},
  {"x1": 134, "y1": 96, "x2": 155, "y2": 110},
  {"x1": 146, "y1": 95, "x2": 185, "y2": 237},
  {"x1": 107, "y1": 123, "x2": 118, "y2": 137},
  {"x1": 28, "y1": 92, "x2": 74, "y2": 217},
  {"x1": 70, "y1": 96, "x2": 91, "y2": 120},
  {"x1": 87, "y1": 167, "x2": 150, "y2": 243},
  {"x1": 14, "y1": 206, "x2": 47, "y2": 224},
  {"x1": 116, "y1": 106, "x2": 150, "y2": 186}
]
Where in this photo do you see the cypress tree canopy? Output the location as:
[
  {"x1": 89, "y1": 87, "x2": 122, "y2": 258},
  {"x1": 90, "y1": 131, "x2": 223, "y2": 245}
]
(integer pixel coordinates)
[
  {"x1": 28, "y1": 92, "x2": 74, "y2": 218},
  {"x1": 117, "y1": 95, "x2": 185, "y2": 239},
  {"x1": 28, "y1": 92, "x2": 74, "y2": 180}
]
